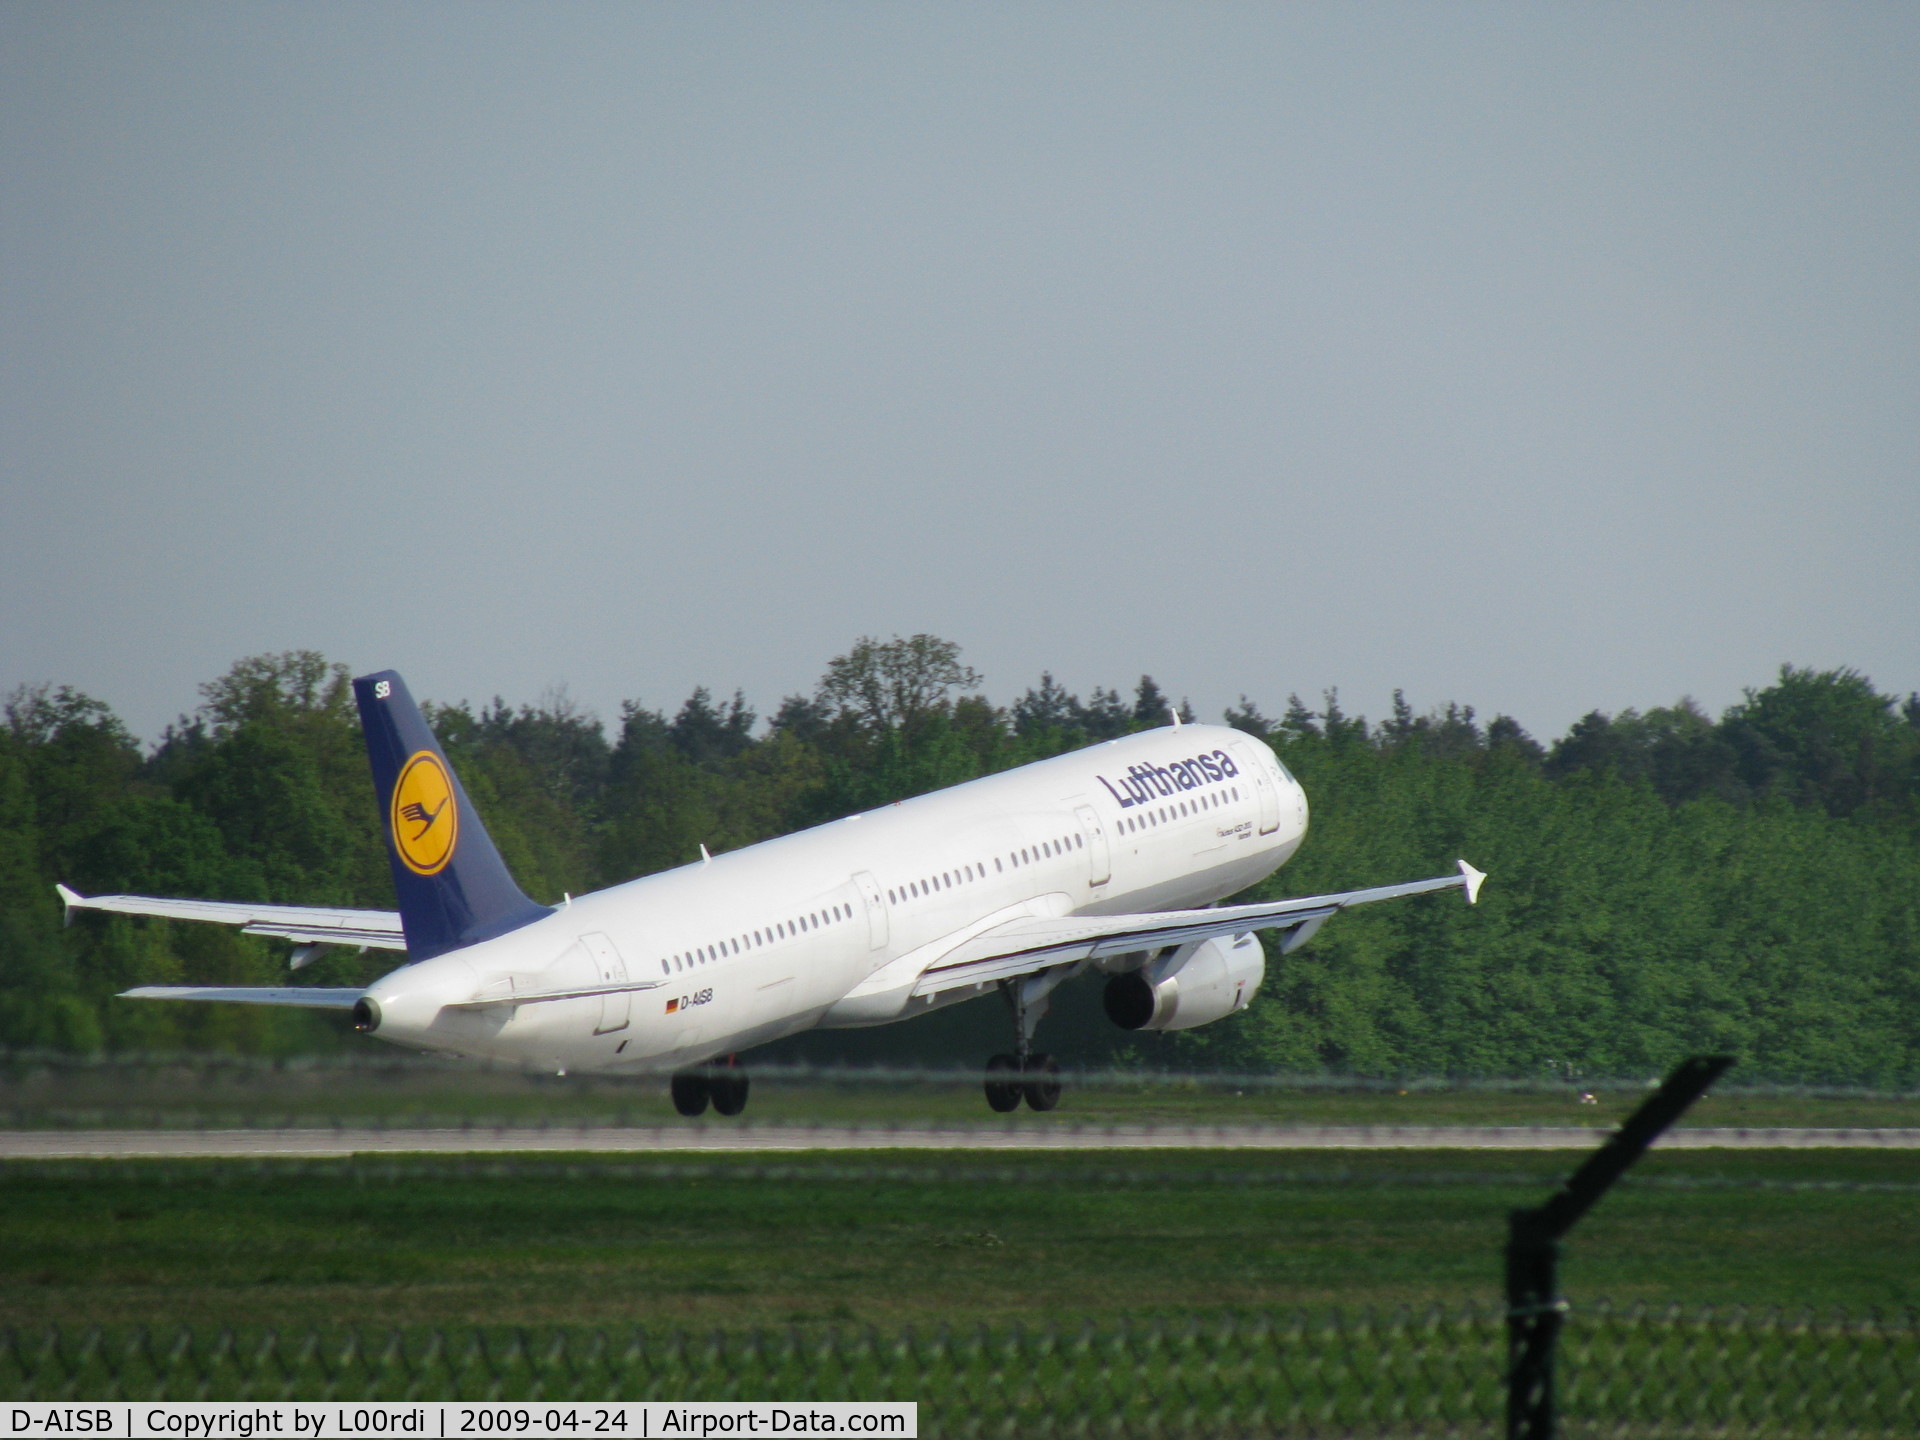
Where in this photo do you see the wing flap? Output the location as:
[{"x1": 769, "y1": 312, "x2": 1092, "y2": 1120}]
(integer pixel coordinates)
[
  {"x1": 911, "y1": 861, "x2": 1483, "y2": 998},
  {"x1": 59, "y1": 885, "x2": 406, "y2": 952}
]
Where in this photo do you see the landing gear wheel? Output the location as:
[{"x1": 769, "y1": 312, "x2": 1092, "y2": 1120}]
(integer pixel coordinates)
[
  {"x1": 984, "y1": 1053, "x2": 1023, "y2": 1113},
  {"x1": 710, "y1": 1069, "x2": 750, "y2": 1117},
  {"x1": 670, "y1": 1072, "x2": 709, "y2": 1117},
  {"x1": 1022, "y1": 1053, "x2": 1062, "y2": 1112}
]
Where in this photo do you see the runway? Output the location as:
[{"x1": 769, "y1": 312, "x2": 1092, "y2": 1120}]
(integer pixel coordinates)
[{"x1": 5, "y1": 1123, "x2": 1919, "y2": 1158}]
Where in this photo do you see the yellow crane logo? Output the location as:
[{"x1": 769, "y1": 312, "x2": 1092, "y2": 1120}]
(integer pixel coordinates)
[{"x1": 390, "y1": 751, "x2": 459, "y2": 875}]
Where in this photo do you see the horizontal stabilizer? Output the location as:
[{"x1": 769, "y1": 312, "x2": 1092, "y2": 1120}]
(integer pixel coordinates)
[
  {"x1": 58, "y1": 885, "x2": 405, "y2": 951},
  {"x1": 446, "y1": 978, "x2": 667, "y2": 1011},
  {"x1": 120, "y1": 986, "x2": 365, "y2": 1009}
]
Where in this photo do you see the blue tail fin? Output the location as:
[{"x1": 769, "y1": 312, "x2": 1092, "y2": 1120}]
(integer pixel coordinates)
[{"x1": 353, "y1": 670, "x2": 551, "y2": 960}]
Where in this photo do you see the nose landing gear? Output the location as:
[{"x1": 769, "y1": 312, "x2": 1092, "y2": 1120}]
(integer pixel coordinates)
[{"x1": 670, "y1": 1058, "x2": 749, "y2": 1117}]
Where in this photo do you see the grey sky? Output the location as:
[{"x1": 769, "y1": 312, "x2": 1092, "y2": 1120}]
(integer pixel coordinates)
[{"x1": 4, "y1": 4, "x2": 1915, "y2": 744}]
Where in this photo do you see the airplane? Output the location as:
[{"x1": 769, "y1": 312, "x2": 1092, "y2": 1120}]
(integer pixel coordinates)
[{"x1": 59, "y1": 670, "x2": 1486, "y2": 1114}]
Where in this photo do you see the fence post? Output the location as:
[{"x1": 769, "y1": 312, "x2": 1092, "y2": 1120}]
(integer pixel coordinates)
[{"x1": 1504, "y1": 1054, "x2": 1734, "y2": 1440}]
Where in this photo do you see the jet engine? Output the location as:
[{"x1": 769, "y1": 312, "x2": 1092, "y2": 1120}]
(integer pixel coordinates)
[{"x1": 1102, "y1": 933, "x2": 1264, "y2": 1032}]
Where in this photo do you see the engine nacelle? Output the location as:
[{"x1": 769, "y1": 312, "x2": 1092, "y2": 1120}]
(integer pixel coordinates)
[{"x1": 1102, "y1": 934, "x2": 1265, "y2": 1032}]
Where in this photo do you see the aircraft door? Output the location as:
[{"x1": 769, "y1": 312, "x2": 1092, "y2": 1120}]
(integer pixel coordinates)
[
  {"x1": 1249, "y1": 764, "x2": 1282, "y2": 834},
  {"x1": 1073, "y1": 805, "x2": 1111, "y2": 886},
  {"x1": 853, "y1": 871, "x2": 888, "y2": 949},
  {"x1": 581, "y1": 932, "x2": 630, "y2": 1034}
]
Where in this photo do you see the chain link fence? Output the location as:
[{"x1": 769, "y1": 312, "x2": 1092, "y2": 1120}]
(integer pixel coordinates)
[{"x1": 4, "y1": 1304, "x2": 1915, "y2": 1436}]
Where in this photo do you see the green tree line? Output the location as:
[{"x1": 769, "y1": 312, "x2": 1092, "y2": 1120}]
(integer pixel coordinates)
[{"x1": 2, "y1": 639, "x2": 1916, "y2": 1081}]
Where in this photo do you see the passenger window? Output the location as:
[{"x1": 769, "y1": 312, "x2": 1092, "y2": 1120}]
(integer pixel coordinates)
[{"x1": 995, "y1": 857, "x2": 1003, "y2": 872}]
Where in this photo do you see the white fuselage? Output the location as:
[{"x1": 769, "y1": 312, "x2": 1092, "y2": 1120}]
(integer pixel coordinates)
[{"x1": 362, "y1": 724, "x2": 1308, "y2": 1072}]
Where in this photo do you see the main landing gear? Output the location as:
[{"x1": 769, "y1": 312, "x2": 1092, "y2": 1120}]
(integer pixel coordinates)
[
  {"x1": 985, "y1": 1051, "x2": 1061, "y2": 1113},
  {"x1": 983, "y1": 972, "x2": 1067, "y2": 1113},
  {"x1": 670, "y1": 1059, "x2": 748, "y2": 1117}
]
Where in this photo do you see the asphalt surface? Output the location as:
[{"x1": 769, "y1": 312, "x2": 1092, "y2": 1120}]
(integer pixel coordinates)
[{"x1": 5, "y1": 1124, "x2": 1919, "y2": 1158}]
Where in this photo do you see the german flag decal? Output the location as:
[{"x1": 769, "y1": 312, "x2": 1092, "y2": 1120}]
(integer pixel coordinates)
[{"x1": 665, "y1": 998, "x2": 679, "y2": 1013}]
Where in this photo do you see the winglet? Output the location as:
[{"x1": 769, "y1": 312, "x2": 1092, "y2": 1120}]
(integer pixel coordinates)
[
  {"x1": 55, "y1": 883, "x2": 82, "y2": 926},
  {"x1": 1457, "y1": 859, "x2": 1487, "y2": 905}
]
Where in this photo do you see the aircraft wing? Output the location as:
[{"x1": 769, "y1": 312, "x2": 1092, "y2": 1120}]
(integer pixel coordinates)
[
  {"x1": 910, "y1": 860, "x2": 1486, "y2": 999},
  {"x1": 57, "y1": 884, "x2": 406, "y2": 951}
]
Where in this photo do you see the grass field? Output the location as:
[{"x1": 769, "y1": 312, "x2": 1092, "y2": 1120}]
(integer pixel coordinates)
[
  {"x1": 7, "y1": 1060, "x2": 1920, "y2": 1131},
  {"x1": 3, "y1": 1148, "x2": 1914, "y2": 1332}
]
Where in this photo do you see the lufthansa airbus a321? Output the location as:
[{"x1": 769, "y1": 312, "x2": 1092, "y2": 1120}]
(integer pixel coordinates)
[{"x1": 61, "y1": 671, "x2": 1486, "y2": 1114}]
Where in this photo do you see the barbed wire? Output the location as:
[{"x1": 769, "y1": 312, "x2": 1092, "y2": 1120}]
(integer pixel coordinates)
[{"x1": 4, "y1": 1302, "x2": 1916, "y2": 1432}]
